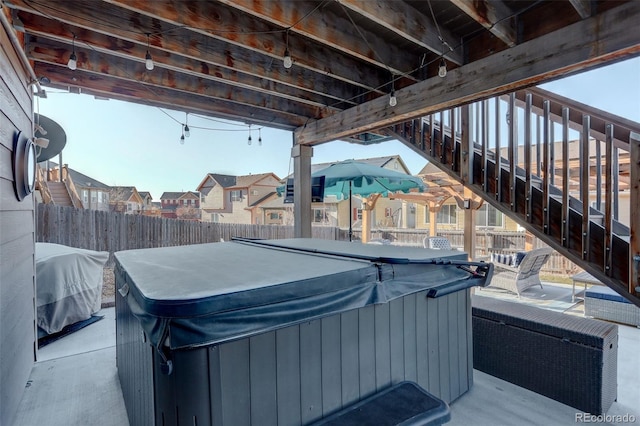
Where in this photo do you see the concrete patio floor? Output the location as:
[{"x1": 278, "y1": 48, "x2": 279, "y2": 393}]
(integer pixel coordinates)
[{"x1": 13, "y1": 283, "x2": 640, "y2": 426}]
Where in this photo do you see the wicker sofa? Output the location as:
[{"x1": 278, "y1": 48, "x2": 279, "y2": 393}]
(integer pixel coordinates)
[
  {"x1": 487, "y1": 247, "x2": 554, "y2": 297},
  {"x1": 585, "y1": 286, "x2": 640, "y2": 327}
]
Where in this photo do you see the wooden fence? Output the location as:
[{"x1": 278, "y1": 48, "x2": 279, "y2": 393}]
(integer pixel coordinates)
[
  {"x1": 36, "y1": 204, "x2": 338, "y2": 265},
  {"x1": 36, "y1": 204, "x2": 578, "y2": 276}
]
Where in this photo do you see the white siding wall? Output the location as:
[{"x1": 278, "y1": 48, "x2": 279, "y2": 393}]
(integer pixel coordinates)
[{"x1": 0, "y1": 23, "x2": 36, "y2": 426}]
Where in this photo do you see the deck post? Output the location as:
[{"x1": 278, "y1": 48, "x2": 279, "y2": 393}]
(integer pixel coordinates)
[
  {"x1": 630, "y1": 132, "x2": 640, "y2": 296},
  {"x1": 292, "y1": 142, "x2": 313, "y2": 238}
]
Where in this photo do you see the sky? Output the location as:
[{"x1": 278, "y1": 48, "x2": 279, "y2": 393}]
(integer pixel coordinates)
[{"x1": 36, "y1": 57, "x2": 639, "y2": 200}]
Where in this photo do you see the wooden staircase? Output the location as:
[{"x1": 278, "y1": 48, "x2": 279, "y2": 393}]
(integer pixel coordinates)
[
  {"x1": 46, "y1": 181, "x2": 73, "y2": 207},
  {"x1": 389, "y1": 87, "x2": 640, "y2": 307},
  {"x1": 35, "y1": 164, "x2": 83, "y2": 208}
]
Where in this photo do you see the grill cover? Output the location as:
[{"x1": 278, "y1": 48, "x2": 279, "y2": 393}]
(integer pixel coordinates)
[{"x1": 36, "y1": 243, "x2": 109, "y2": 334}]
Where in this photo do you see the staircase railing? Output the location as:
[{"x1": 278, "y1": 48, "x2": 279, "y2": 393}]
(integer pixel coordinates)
[
  {"x1": 35, "y1": 165, "x2": 53, "y2": 204},
  {"x1": 60, "y1": 165, "x2": 84, "y2": 209},
  {"x1": 390, "y1": 87, "x2": 640, "y2": 307}
]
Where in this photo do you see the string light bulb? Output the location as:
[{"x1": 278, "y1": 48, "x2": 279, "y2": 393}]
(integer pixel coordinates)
[
  {"x1": 183, "y1": 113, "x2": 190, "y2": 137},
  {"x1": 438, "y1": 57, "x2": 447, "y2": 78},
  {"x1": 283, "y1": 30, "x2": 292, "y2": 69},
  {"x1": 145, "y1": 33, "x2": 154, "y2": 71},
  {"x1": 68, "y1": 34, "x2": 77, "y2": 70},
  {"x1": 258, "y1": 128, "x2": 262, "y2": 146},
  {"x1": 389, "y1": 75, "x2": 397, "y2": 107},
  {"x1": 180, "y1": 129, "x2": 185, "y2": 145},
  {"x1": 248, "y1": 124, "x2": 253, "y2": 145}
]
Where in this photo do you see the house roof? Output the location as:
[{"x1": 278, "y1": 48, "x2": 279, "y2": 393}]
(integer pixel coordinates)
[
  {"x1": 46, "y1": 161, "x2": 110, "y2": 190},
  {"x1": 229, "y1": 173, "x2": 280, "y2": 189},
  {"x1": 248, "y1": 191, "x2": 278, "y2": 208},
  {"x1": 259, "y1": 195, "x2": 291, "y2": 209},
  {"x1": 284, "y1": 155, "x2": 412, "y2": 181},
  {"x1": 160, "y1": 191, "x2": 200, "y2": 200},
  {"x1": 109, "y1": 186, "x2": 140, "y2": 202},
  {"x1": 138, "y1": 191, "x2": 152, "y2": 200},
  {"x1": 206, "y1": 174, "x2": 237, "y2": 188},
  {"x1": 197, "y1": 172, "x2": 280, "y2": 191}
]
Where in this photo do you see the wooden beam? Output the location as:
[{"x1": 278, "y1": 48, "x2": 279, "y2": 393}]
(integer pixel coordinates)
[
  {"x1": 27, "y1": 39, "x2": 329, "y2": 120},
  {"x1": 35, "y1": 64, "x2": 307, "y2": 129},
  {"x1": 295, "y1": 2, "x2": 640, "y2": 145},
  {"x1": 569, "y1": 0, "x2": 592, "y2": 19},
  {"x1": 450, "y1": 0, "x2": 516, "y2": 47},
  {"x1": 21, "y1": 18, "x2": 365, "y2": 110},
  {"x1": 218, "y1": 0, "x2": 430, "y2": 77},
  {"x1": 337, "y1": 0, "x2": 464, "y2": 65},
  {"x1": 11, "y1": 2, "x2": 379, "y2": 107},
  {"x1": 292, "y1": 143, "x2": 313, "y2": 238},
  {"x1": 102, "y1": 0, "x2": 393, "y2": 92}
]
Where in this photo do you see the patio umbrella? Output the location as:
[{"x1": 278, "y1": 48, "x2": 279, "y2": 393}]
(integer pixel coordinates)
[{"x1": 312, "y1": 160, "x2": 425, "y2": 241}]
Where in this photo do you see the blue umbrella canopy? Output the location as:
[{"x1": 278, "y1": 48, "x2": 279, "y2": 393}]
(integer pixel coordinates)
[{"x1": 311, "y1": 160, "x2": 425, "y2": 200}]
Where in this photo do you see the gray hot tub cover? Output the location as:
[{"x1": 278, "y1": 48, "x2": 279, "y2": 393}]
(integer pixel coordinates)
[
  {"x1": 115, "y1": 238, "x2": 492, "y2": 352},
  {"x1": 36, "y1": 243, "x2": 109, "y2": 334}
]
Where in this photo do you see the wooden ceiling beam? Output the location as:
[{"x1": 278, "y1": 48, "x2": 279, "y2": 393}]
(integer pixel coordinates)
[
  {"x1": 9, "y1": 3, "x2": 379, "y2": 105},
  {"x1": 6, "y1": 0, "x2": 389, "y2": 95},
  {"x1": 450, "y1": 0, "x2": 516, "y2": 47},
  {"x1": 295, "y1": 2, "x2": 640, "y2": 145},
  {"x1": 323, "y1": 0, "x2": 463, "y2": 65},
  {"x1": 29, "y1": 45, "x2": 328, "y2": 120},
  {"x1": 103, "y1": 0, "x2": 394, "y2": 92},
  {"x1": 569, "y1": 0, "x2": 593, "y2": 19},
  {"x1": 34, "y1": 64, "x2": 308, "y2": 129},
  {"x1": 217, "y1": 0, "x2": 428, "y2": 77},
  {"x1": 25, "y1": 32, "x2": 349, "y2": 111}
]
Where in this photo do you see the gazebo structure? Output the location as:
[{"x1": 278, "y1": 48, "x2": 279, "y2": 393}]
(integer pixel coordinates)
[{"x1": 1, "y1": 2, "x2": 640, "y2": 425}]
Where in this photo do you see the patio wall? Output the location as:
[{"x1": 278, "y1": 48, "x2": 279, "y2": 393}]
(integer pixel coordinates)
[{"x1": 1, "y1": 18, "x2": 37, "y2": 426}]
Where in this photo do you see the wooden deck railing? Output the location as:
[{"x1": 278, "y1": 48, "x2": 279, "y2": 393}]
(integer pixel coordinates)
[{"x1": 391, "y1": 86, "x2": 640, "y2": 306}]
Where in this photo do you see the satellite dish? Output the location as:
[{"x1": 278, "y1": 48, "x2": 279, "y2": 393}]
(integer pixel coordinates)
[{"x1": 34, "y1": 113, "x2": 66, "y2": 162}]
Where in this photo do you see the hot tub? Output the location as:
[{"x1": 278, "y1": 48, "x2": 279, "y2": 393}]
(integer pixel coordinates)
[{"x1": 115, "y1": 238, "x2": 492, "y2": 426}]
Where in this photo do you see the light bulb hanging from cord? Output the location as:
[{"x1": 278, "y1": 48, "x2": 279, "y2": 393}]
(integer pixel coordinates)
[
  {"x1": 283, "y1": 29, "x2": 292, "y2": 69},
  {"x1": 183, "y1": 113, "x2": 190, "y2": 137},
  {"x1": 180, "y1": 128, "x2": 185, "y2": 145},
  {"x1": 389, "y1": 90, "x2": 397, "y2": 107},
  {"x1": 389, "y1": 75, "x2": 397, "y2": 107},
  {"x1": 145, "y1": 33, "x2": 154, "y2": 71},
  {"x1": 258, "y1": 128, "x2": 262, "y2": 146},
  {"x1": 68, "y1": 34, "x2": 77, "y2": 70},
  {"x1": 438, "y1": 57, "x2": 447, "y2": 78},
  {"x1": 248, "y1": 124, "x2": 253, "y2": 145}
]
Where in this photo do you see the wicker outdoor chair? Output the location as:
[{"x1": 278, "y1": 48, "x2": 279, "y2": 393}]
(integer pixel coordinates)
[
  {"x1": 488, "y1": 247, "x2": 554, "y2": 297},
  {"x1": 423, "y1": 236, "x2": 453, "y2": 250}
]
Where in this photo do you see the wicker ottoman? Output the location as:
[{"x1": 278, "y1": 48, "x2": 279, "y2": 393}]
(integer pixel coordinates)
[
  {"x1": 472, "y1": 296, "x2": 618, "y2": 415},
  {"x1": 585, "y1": 286, "x2": 640, "y2": 327}
]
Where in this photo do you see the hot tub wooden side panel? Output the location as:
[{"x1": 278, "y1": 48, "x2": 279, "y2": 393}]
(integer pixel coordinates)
[{"x1": 122, "y1": 288, "x2": 473, "y2": 426}]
